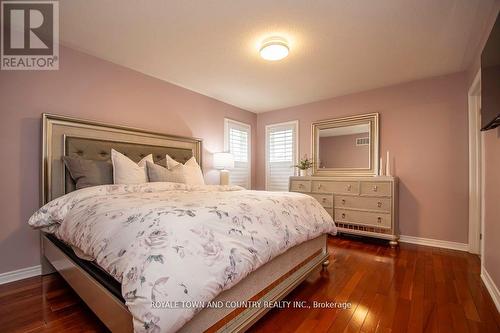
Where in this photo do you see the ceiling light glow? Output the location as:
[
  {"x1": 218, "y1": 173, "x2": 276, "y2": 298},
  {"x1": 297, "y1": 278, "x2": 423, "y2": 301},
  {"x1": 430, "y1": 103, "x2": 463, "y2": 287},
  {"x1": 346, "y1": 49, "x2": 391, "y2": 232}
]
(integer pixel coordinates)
[{"x1": 259, "y1": 37, "x2": 289, "y2": 61}]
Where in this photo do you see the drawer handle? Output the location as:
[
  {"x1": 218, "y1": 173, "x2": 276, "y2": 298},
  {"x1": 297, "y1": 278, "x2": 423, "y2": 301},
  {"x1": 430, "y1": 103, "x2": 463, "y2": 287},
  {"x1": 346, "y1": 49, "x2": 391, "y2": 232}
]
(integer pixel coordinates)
[
  {"x1": 341, "y1": 213, "x2": 346, "y2": 219},
  {"x1": 299, "y1": 184, "x2": 304, "y2": 188},
  {"x1": 322, "y1": 198, "x2": 327, "y2": 203},
  {"x1": 377, "y1": 201, "x2": 382, "y2": 208},
  {"x1": 377, "y1": 217, "x2": 382, "y2": 223},
  {"x1": 341, "y1": 199, "x2": 346, "y2": 205},
  {"x1": 346, "y1": 185, "x2": 351, "y2": 191},
  {"x1": 318, "y1": 184, "x2": 323, "y2": 189},
  {"x1": 373, "y1": 185, "x2": 378, "y2": 192}
]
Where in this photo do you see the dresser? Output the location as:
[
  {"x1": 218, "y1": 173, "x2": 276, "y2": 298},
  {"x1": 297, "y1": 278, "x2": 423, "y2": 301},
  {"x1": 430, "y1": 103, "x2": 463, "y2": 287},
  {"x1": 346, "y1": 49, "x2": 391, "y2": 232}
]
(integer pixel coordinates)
[{"x1": 289, "y1": 176, "x2": 399, "y2": 246}]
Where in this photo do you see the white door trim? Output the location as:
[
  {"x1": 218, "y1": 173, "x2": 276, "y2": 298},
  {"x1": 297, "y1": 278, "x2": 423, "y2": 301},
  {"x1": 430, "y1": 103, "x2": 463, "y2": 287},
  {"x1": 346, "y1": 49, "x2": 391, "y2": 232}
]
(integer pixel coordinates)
[{"x1": 467, "y1": 69, "x2": 482, "y2": 255}]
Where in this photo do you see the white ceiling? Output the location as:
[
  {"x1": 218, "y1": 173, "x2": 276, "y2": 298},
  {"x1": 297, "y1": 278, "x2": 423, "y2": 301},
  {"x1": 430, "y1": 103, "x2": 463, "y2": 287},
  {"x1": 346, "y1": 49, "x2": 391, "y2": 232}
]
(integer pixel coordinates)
[{"x1": 60, "y1": 0, "x2": 496, "y2": 113}]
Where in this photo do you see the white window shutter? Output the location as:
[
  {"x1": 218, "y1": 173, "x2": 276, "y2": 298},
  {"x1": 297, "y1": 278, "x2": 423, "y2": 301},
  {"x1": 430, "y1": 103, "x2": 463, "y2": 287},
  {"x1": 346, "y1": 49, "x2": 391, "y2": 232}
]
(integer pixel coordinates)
[
  {"x1": 224, "y1": 119, "x2": 251, "y2": 189},
  {"x1": 266, "y1": 121, "x2": 298, "y2": 191}
]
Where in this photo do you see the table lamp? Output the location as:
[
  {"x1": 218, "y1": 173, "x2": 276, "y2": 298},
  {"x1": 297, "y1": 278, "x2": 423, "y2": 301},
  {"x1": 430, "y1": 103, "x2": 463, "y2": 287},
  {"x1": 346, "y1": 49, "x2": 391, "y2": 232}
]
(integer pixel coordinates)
[{"x1": 213, "y1": 152, "x2": 234, "y2": 185}]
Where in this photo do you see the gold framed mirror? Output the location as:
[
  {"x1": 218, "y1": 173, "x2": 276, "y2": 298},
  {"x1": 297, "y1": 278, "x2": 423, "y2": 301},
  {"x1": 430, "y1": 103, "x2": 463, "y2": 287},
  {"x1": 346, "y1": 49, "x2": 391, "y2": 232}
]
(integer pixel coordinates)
[{"x1": 312, "y1": 113, "x2": 379, "y2": 177}]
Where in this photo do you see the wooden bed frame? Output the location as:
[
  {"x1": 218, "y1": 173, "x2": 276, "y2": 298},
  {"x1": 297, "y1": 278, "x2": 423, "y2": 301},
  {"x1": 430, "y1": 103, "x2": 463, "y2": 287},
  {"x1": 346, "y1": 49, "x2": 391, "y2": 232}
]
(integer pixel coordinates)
[{"x1": 40, "y1": 114, "x2": 330, "y2": 332}]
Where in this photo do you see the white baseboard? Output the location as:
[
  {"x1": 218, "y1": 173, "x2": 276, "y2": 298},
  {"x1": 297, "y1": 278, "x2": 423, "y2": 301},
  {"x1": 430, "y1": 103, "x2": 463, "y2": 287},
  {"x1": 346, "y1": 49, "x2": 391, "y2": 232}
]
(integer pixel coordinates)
[
  {"x1": 481, "y1": 266, "x2": 500, "y2": 313},
  {"x1": 0, "y1": 265, "x2": 41, "y2": 285},
  {"x1": 399, "y1": 235, "x2": 468, "y2": 251}
]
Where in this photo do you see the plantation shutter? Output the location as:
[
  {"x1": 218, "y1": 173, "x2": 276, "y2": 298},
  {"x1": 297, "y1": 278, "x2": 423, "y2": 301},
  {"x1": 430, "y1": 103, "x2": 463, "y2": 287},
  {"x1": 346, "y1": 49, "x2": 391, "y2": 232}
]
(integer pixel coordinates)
[
  {"x1": 224, "y1": 119, "x2": 251, "y2": 189},
  {"x1": 266, "y1": 121, "x2": 298, "y2": 191}
]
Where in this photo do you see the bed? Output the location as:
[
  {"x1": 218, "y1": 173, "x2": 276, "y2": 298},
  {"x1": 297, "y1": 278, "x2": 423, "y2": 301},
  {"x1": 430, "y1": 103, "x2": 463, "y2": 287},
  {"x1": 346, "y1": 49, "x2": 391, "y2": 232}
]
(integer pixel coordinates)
[{"x1": 32, "y1": 114, "x2": 336, "y2": 332}]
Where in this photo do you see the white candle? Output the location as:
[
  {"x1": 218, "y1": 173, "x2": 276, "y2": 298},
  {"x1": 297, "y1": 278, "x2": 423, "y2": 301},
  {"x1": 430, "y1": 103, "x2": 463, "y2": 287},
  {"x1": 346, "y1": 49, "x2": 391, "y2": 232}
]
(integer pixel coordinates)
[
  {"x1": 386, "y1": 151, "x2": 391, "y2": 176},
  {"x1": 379, "y1": 157, "x2": 384, "y2": 176}
]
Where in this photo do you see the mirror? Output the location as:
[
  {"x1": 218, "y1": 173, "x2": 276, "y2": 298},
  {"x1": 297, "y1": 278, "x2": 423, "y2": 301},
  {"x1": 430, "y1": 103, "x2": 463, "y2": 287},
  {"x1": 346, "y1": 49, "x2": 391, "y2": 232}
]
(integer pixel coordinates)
[
  {"x1": 318, "y1": 123, "x2": 370, "y2": 169},
  {"x1": 312, "y1": 113, "x2": 379, "y2": 176}
]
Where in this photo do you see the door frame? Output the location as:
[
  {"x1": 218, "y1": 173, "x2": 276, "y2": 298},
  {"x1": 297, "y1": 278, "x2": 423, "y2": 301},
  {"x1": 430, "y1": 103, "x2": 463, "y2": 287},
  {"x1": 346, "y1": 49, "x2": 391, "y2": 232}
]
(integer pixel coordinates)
[{"x1": 468, "y1": 69, "x2": 482, "y2": 255}]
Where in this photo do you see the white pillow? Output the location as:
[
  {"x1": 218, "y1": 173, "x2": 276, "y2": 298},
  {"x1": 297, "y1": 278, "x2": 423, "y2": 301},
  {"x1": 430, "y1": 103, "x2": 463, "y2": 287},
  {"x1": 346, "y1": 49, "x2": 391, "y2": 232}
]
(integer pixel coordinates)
[
  {"x1": 146, "y1": 161, "x2": 186, "y2": 183},
  {"x1": 166, "y1": 155, "x2": 205, "y2": 185},
  {"x1": 111, "y1": 149, "x2": 153, "y2": 184}
]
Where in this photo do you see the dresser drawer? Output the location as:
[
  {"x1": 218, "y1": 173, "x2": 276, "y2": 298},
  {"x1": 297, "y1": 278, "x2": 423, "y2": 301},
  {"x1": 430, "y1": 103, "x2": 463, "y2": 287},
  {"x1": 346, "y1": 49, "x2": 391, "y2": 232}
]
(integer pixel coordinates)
[
  {"x1": 310, "y1": 194, "x2": 334, "y2": 208},
  {"x1": 360, "y1": 181, "x2": 392, "y2": 197},
  {"x1": 312, "y1": 180, "x2": 359, "y2": 194},
  {"x1": 335, "y1": 195, "x2": 391, "y2": 212},
  {"x1": 335, "y1": 209, "x2": 391, "y2": 229},
  {"x1": 290, "y1": 180, "x2": 311, "y2": 192}
]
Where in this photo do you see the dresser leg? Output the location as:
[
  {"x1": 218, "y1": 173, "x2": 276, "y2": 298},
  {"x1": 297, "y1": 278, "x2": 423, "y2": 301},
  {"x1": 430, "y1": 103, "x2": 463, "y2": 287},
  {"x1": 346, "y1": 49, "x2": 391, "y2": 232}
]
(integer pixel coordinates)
[{"x1": 389, "y1": 240, "x2": 399, "y2": 248}]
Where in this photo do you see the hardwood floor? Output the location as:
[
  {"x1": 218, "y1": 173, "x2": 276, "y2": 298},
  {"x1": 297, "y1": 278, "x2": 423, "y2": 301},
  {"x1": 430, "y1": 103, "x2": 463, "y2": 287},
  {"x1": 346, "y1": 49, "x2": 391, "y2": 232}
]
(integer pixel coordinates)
[{"x1": 1, "y1": 236, "x2": 499, "y2": 332}]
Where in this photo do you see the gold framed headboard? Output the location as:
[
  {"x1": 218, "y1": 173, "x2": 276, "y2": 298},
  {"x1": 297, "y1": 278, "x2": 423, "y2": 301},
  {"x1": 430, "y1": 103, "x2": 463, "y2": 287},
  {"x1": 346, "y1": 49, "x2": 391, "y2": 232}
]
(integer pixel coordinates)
[{"x1": 41, "y1": 114, "x2": 202, "y2": 204}]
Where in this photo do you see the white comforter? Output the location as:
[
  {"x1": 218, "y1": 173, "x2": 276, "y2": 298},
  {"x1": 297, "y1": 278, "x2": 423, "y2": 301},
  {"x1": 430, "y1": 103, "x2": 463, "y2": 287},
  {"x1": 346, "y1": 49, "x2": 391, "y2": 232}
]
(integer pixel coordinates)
[{"x1": 29, "y1": 182, "x2": 336, "y2": 333}]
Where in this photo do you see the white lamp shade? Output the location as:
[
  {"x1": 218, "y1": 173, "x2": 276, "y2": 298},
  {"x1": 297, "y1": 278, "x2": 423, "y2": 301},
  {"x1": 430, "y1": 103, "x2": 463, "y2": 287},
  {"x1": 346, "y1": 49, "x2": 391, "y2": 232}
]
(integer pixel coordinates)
[{"x1": 213, "y1": 152, "x2": 234, "y2": 170}]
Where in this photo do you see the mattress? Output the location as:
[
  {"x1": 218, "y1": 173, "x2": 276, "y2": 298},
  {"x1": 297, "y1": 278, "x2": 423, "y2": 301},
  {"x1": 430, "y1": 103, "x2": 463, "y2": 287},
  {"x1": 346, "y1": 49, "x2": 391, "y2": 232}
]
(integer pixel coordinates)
[{"x1": 46, "y1": 233, "x2": 124, "y2": 302}]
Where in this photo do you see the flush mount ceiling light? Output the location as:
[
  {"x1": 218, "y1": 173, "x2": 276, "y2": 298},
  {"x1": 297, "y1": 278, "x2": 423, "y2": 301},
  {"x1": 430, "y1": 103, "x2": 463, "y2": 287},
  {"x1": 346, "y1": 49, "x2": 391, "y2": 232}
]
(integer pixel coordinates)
[{"x1": 259, "y1": 37, "x2": 289, "y2": 61}]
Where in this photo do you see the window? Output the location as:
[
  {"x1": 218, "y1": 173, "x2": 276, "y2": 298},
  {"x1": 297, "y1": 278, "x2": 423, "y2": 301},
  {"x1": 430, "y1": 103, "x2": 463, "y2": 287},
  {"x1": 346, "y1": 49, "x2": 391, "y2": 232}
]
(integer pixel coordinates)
[
  {"x1": 224, "y1": 119, "x2": 251, "y2": 189},
  {"x1": 265, "y1": 121, "x2": 298, "y2": 191}
]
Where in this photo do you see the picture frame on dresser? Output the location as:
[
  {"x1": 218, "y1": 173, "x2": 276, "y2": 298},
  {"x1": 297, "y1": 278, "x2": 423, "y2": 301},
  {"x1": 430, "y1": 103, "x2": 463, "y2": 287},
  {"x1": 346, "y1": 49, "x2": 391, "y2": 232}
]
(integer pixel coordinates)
[{"x1": 291, "y1": 113, "x2": 399, "y2": 246}]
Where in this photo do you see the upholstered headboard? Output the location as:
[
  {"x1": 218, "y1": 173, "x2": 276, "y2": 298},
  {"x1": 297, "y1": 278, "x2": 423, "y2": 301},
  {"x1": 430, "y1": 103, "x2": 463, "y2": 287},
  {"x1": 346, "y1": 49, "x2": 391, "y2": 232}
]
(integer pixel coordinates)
[
  {"x1": 63, "y1": 137, "x2": 196, "y2": 193},
  {"x1": 42, "y1": 114, "x2": 202, "y2": 204}
]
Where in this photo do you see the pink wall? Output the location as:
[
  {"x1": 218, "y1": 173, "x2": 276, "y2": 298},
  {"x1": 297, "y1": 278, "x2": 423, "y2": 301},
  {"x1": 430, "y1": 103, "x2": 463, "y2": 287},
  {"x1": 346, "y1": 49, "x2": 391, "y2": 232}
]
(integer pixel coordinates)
[
  {"x1": 0, "y1": 46, "x2": 256, "y2": 274},
  {"x1": 319, "y1": 133, "x2": 369, "y2": 168},
  {"x1": 256, "y1": 73, "x2": 470, "y2": 244}
]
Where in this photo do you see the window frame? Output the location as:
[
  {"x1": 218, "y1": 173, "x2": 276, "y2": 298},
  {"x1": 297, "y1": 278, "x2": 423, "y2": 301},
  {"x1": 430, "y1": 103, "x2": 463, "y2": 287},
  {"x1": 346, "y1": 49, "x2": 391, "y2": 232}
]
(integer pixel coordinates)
[
  {"x1": 265, "y1": 120, "x2": 299, "y2": 191},
  {"x1": 224, "y1": 118, "x2": 252, "y2": 189}
]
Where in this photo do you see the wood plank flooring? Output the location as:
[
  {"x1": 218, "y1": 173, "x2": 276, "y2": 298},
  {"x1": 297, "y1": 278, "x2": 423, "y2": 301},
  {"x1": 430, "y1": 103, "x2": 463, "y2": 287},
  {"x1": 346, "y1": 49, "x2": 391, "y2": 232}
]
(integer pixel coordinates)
[{"x1": 0, "y1": 236, "x2": 498, "y2": 332}]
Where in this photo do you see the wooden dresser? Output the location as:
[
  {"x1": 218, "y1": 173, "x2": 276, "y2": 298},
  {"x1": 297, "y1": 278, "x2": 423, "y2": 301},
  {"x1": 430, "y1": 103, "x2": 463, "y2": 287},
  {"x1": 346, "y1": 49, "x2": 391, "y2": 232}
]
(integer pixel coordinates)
[{"x1": 289, "y1": 176, "x2": 399, "y2": 246}]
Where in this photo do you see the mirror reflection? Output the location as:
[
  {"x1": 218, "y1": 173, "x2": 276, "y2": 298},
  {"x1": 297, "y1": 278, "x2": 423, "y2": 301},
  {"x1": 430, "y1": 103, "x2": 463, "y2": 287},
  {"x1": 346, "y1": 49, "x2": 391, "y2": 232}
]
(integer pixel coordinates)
[{"x1": 317, "y1": 123, "x2": 370, "y2": 169}]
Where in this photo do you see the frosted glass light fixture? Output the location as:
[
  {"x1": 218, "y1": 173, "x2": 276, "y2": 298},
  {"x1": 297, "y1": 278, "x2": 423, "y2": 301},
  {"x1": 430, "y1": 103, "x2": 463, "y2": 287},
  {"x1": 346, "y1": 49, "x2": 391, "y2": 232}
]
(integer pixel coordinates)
[{"x1": 260, "y1": 37, "x2": 289, "y2": 61}]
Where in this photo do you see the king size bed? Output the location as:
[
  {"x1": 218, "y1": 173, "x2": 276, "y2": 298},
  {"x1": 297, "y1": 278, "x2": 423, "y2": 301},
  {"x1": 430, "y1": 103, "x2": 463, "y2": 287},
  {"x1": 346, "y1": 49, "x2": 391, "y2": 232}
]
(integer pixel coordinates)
[{"x1": 29, "y1": 114, "x2": 336, "y2": 333}]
